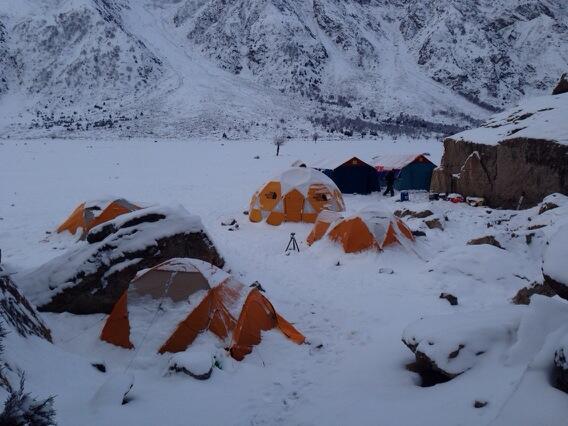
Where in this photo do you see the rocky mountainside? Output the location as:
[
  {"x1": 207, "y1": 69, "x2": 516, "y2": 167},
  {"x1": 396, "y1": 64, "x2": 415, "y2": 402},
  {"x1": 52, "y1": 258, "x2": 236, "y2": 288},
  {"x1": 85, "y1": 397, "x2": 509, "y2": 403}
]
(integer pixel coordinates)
[{"x1": 0, "y1": 0, "x2": 566, "y2": 138}]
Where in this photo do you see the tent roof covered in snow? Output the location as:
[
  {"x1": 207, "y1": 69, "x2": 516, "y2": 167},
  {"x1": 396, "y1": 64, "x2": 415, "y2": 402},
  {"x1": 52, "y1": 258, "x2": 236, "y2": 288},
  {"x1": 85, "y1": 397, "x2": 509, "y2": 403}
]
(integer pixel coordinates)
[
  {"x1": 309, "y1": 208, "x2": 414, "y2": 253},
  {"x1": 249, "y1": 167, "x2": 345, "y2": 225},
  {"x1": 101, "y1": 258, "x2": 305, "y2": 359},
  {"x1": 57, "y1": 198, "x2": 140, "y2": 236},
  {"x1": 372, "y1": 153, "x2": 435, "y2": 171}
]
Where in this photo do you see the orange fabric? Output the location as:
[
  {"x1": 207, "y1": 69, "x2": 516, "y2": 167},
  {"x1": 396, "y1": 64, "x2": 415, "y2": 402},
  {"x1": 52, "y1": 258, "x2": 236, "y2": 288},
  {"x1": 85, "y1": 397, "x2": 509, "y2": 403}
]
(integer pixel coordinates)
[
  {"x1": 306, "y1": 219, "x2": 332, "y2": 246},
  {"x1": 249, "y1": 208, "x2": 262, "y2": 223},
  {"x1": 158, "y1": 285, "x2": 238, "y2": 354},
  {"x1": 266, "y1": 211, "x2": 285, "y2": 226},
  {"x1": 88, "y1": 201, "x2": 138, "y2": 231},
  {"x1": 275, "y1": 313, "x2": 305, "y2": 344},
  {"x1": 380, "y1": 224, "x2": 398, "y2": 248},
  {"x1": 301, "y1": 212, "x2": 318, "y2": 223},
  {"x1": 328, "y1": 217, "x2": 375, "y2": 253},
  {"x1": 57, "y1": 200, "x2": 138, "y2": 235},
  {"x1": 284, "y1": 189, "x2": 304, "y2": 222},
  {"x1": 56, "y1": 203, "x2": 86, "y2": 234},
  {"x1": 306, "y1": 184, "x2": 334, "y2": 213},
  {"x1": 100, "y1": 293, "x2": 133, "y2": 349},
  {"x1": 230, "y1": 289, "x2": 304, "y2": 360},
  {"x1": 258, "y1": 181, "x2": 281, "y2": 211},
  {"x1": 396, "y1": 219, "x2": 415, "y2": 241}
]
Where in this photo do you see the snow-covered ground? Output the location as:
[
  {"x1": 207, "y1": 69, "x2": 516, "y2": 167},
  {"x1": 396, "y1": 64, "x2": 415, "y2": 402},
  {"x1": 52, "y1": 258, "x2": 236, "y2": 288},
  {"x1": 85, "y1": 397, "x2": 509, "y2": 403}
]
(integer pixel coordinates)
[{"x1": 1, "y1": 137, "x2": 567, "y2": 425}]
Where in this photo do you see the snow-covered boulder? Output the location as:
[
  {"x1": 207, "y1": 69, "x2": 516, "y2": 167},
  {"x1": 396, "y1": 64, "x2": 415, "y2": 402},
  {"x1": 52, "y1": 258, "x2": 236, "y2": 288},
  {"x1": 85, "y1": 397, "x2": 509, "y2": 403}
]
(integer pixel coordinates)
[
  {"x1": 431, "y1": 92, "x2": 568, "y2": 208},
  {"x1": 20, "y1": 205, "x2": 224, "y2": 314},
  {"x1": 168, "y1": 351, "x2": 214, "y2": 380},
  {"x1": 403, "y1": 306, "x2": 524, "y2": 382},
  {"x1": 0, "y1": 269, "x2": 51, "y2": 342},
  {"x1": 542, "y1": 223, "x2": 568, "y2": 300}
]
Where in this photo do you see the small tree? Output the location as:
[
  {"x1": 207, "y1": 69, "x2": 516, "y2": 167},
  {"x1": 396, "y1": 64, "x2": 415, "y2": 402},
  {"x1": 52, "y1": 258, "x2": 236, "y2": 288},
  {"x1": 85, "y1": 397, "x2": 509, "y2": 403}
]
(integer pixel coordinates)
[
  {"x1": 312, "y1": 132, "x2": 319, "y2": 143},
  {"x1": 0, "y1": 323, "x2": 56, "y2": 426},
  {"x1": 273, "y1": 135, "x2": 286, "y2": 156}
]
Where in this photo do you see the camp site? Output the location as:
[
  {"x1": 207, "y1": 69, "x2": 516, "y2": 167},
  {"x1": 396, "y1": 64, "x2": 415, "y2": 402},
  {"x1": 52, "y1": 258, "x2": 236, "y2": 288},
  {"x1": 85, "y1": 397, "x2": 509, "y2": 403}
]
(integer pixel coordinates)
[{"x1": 1, "y1": 3, "x2": 568, "y2": 423}]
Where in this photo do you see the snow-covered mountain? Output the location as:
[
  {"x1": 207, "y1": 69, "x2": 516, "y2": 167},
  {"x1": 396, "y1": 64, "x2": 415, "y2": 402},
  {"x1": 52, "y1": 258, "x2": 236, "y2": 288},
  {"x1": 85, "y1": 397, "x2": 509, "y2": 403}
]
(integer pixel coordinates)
[{"x1": 0, "y1": 0, "x2": 566, "y2": 138}]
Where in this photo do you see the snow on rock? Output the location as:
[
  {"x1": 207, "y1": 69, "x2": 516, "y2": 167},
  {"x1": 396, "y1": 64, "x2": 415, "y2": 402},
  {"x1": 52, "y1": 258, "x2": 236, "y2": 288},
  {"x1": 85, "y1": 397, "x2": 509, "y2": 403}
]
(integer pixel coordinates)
[
  {"x1": 168, "y1": 351, "x2": 214, "y2": 380},
  {"x1": 450, "y1": 92, "x2": 568, "y2": 146},
  {"x1": 427, "y1": 245, "x2": 539, "y2": 290},
  {"x1": 542, "y1": 222, "x2": 568, "y2": 299},
  {"x1": 19, "y1": 205, "x2": 224, "y2": 314},
  {"x1": 403, "y1": 306, "x2": 524, "y2": 378},
  {"x1": 0, "y1": 268, "x2": 51, "y2": 341}
]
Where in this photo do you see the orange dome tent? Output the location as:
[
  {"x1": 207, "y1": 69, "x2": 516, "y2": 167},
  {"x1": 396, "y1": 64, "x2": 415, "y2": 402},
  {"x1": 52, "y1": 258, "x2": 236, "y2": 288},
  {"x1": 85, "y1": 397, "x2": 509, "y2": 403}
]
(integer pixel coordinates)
[
  {"x1": 249, "y1": 167, "x2": 345, "y2": 226},
  {"x1": 100, "y1": 258, "x2": 304, "y2": 359},
  {"x1": 306, "y1": 210, "x2": 343, "y2": 246},
  {"x1": 310, "y1": 209, "x2": 414, "y2": 253},
  {"x1": 57, "y1": 198, "x2": 139, "y2": 236}
]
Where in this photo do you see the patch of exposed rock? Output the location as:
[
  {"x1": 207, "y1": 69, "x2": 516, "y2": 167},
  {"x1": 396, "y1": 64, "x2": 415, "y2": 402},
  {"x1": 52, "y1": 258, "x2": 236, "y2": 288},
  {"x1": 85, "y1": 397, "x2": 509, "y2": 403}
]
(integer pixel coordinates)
[
  {"x1": 467, "y1": 235, "x2": 503, "y2": 249},
  {"x1": 512, "y1": 282, "x2": 556, "y2": 305}
]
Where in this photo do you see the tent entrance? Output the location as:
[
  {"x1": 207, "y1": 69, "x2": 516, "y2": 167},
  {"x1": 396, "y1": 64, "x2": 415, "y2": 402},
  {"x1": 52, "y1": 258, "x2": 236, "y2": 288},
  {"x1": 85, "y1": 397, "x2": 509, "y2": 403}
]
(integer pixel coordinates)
[{"x1": 284, "y1": 189, "x2": 304, "y2": 222}]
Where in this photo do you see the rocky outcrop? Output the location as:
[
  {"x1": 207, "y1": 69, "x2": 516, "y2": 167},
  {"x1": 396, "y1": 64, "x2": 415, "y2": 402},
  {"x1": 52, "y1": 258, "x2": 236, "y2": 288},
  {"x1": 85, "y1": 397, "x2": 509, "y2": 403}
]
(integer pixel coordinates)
[
  {"x1": 431, "y1": 137, "x2": 568, "y2": 209},
  {"x1": 552, "y1": 73, "x2": 568, "y2": 96},
  {"x1": 0, "y1": 269, "x2": 51, "y2": 341},
  {"x1": 431, "y1": 87, "x2": 568, "y2": 208},
  {"x1": 20, "y1": 206, "x2": 224, "y2": 315}
]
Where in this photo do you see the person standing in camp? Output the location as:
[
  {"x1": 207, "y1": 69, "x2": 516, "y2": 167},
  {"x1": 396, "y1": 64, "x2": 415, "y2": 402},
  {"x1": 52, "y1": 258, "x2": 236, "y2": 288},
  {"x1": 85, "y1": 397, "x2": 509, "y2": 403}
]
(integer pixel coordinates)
[{"x1": 383, "y1": 170, "x2": 396, "y2": 197}]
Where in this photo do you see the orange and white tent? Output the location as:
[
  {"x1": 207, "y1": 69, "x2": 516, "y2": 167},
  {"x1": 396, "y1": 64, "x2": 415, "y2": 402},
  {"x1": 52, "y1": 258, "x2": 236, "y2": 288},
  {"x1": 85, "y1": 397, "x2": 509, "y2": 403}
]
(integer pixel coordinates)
[
  {"x1": 249, "y1": 167, "x2": 345, "y2": 226},
  {"x1": 100, "y1": 258, "x2": 304, "y2": 360},
  {"x1": 57, "y1": 198, "x2": 139, "y2": 236},
  {"x1": 306, "y1": 210, "x2": 343, "y2": 246},
  {"x1": 309, "y1": 209, "x2": 414, "y2": 253}
]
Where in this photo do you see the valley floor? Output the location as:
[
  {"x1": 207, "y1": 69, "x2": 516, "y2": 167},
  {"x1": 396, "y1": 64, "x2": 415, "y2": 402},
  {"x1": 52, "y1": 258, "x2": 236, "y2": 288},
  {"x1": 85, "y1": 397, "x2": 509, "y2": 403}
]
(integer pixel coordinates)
[{"x1": 0, "y1": 137, "x2": 566, "y2": 425}]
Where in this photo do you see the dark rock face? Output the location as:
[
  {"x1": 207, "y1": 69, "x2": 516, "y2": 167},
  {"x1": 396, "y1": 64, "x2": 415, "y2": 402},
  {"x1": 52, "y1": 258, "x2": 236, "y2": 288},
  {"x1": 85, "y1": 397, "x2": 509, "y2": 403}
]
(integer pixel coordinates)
[
  {"x1": 467, "y1": 235, "x2": 503, "y2": 249},
  {"x1": 543, "y1": 274, "x2": 568, "y2": 302},
  {"x1": 431, "y1": 138, "x2": 568, "y2": 208},
  {"x1": 554, "y1": 345, "x2": 568, "y2": 393},
  {"x1": 25, "y1": 207, "x2": 224, "y2": 315},
  {"x1": 552, "y1": 73, "x2": 568, "y2": 96},
  {"x1": 0, "y1": 271, "x2": 51, "y2": 342}
]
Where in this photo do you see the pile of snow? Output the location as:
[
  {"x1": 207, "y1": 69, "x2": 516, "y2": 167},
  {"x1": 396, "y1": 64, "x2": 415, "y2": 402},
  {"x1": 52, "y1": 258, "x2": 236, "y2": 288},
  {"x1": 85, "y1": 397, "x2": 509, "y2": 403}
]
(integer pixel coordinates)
[
  {"x1": 404, "y1": 296, "x2": 568, "y2": 377},
  {"x1": 270, "y1": 167, "x2": 341, "y2": 198},
  {"x1": 450, "y1": 93, "x2": 568, "y2": 145},
  {"x1": 168, "y1": 351, "x2": 214, "y2": 380},
  {"x1": 543, "y1": 222, "x2": 568, "y2": 285},
  {"x1": 403, "y1": 306, "x2": 524, "y2": 376}
]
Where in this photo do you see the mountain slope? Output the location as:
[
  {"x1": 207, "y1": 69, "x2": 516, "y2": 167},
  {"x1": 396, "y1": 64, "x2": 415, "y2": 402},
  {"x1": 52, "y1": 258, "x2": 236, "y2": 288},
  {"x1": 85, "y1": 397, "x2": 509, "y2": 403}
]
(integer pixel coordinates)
[{"x1": 0, "y1": 0, "x2": 566, "y2": 138}]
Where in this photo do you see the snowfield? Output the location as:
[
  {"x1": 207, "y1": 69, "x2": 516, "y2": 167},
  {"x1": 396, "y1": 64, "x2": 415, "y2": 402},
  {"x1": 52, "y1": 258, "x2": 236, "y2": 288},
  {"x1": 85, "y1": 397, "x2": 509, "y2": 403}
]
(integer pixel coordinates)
[{"x1": 1, "y1": 137, "x2": 567, "y2": 425}]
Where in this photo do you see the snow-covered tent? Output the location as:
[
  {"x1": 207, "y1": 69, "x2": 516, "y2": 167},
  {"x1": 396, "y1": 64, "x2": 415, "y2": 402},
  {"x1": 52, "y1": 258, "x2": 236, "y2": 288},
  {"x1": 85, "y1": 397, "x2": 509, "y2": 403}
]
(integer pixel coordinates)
[
  {"x1": 311, "y1": 156, "x2": 380, "y2": 194},
  {"x1": 249, "y1": 167, "x2": 345, "y2": 225},
  {"x1": 372, "y1": 154, "x2": 436, "y2": 191},
  {"x1": 57, "y1": 198, "x2": 140, "y2": 236},
  {"x1": 100, "y1": 258, "x2": 305, "y2": 359},
  {"x1": 309, "y1": 209, "x2": 414, "y2": 253}
]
